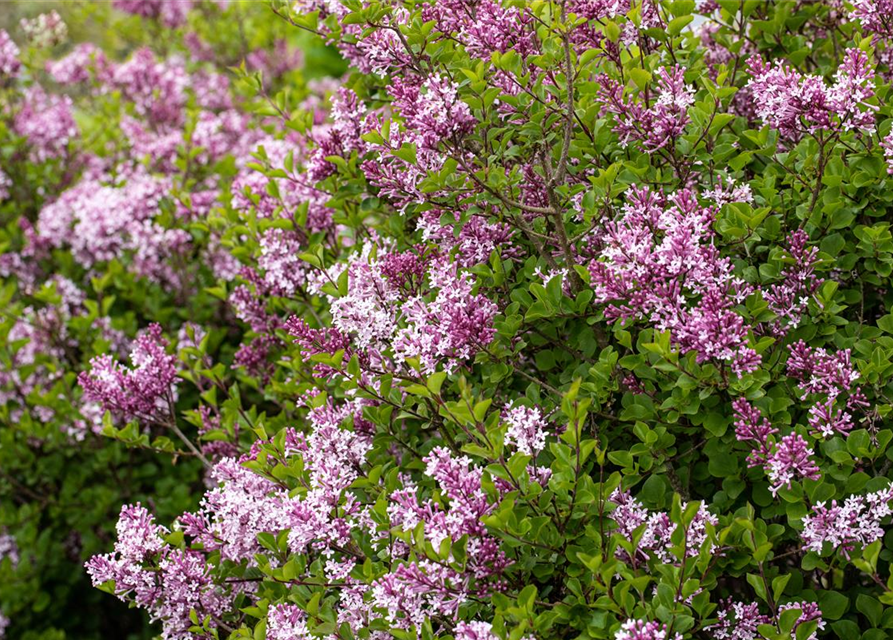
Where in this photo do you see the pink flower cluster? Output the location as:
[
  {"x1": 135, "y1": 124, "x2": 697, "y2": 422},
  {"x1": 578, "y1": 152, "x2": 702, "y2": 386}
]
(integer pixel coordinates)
[
  {"x1": 801, "y1": 485, "x2": 893, "y2": 556},
  {"x1": 733, "y1": 399, "x2": 821, "y2": 494},
  {"x1": 502, "y1": 402, "x2": 548, "y2": 457},
  {"x1": 79, "y1": 324, "x2": 178, "y2": 424},
  {"x1": 746, "y1": 49, "x2": 876, "y2": 140},
  {"x1": 614, "y1": 619, "x2": 682, "y2": 640},
  {"x1": 113, "y1": 0, "x2": 193, "y2": 27},
  {"x1": 589, "y1": 185, "x2": 758, "y2": 375},
  {"x1": 0, "y1": 30, "x2": 19, "y2": 77},
  {"x1": 706, "y1": 600, "x2": 770, "y2": 640},
  {"x1": 787, "y1": 341, "x2": 866, "y2": 438},
  {"x1": 86, "y1": 504, "x2": 229, "y2": 640},
  {"x1": 598, "y1": 66, "x2": 694, "y2": 152},
  {"x1": 608, "y1": 490, "x2": 717, "y2": 564}
]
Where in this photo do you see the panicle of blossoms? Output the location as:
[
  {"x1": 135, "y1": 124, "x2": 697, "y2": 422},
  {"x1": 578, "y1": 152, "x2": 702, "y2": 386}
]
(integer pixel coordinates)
[
  {"x1": 0, "y1": 30, "x2": 21, "y2": 78},
  {"x1": 598, "y1": 65, "x2": 694, "y2": 152},
  {"x1": 608, "y1": 490, "x2": 717, "y2": 564},
  {"x1": 19, "y1": 11, "x2": 68, "y2": 48},
  {"x1": 456, "y1": 0, "x2": 538, "y2": 60},
  {"x1": 706, "y1": 600, "x2": 770, "y2": 640},
  {"x1": 418, "y1": 447, "x2": 509, "y2": 576},
  {"x1": 746, "y1": 49, "x2": 876, "y2": 140},
  {"x1": 455, "y1": 621, "x2": 500, "y2": 640},
  {"x1": 180, "y1": 457, "x2": 289, "y2": 562},
  {"x1": 807, "y1": 398, "x2": 853, "y2": 438},
  {"x1": 589, "y1": 185, "x2": 758, "y2": 375},
  {"x1": 763, "y1": 230, "x2": 823, "y2": 336},
  {"x1": 13, "y1": 86, "x2": 78, "y2": 162},
  {"x1": 393, "y1": 259, "x2": 498, "y2": 374},
  {"x1": 46, "y1": 43, "x2": 109, "y2": 84},
  {"x1": 777, "y1": 602, "x2": 825, "y2": 640},
  {"x1": 850, "y1": 0, "x2": 893, "y2": 38},
  {"x1": 732, "y1": 398, "x2": 778, "y2": 467},
  {"x1": 786, "y1": 341, "x2": 861, "y2": 401},
  {"x1": 113, "y1": 0, "x2": 193, "y2": 27},
  {"x1": 502, "y1": 402, "x2": 548, "y2": 457},
  {"x1": 111, "y1": 48, "x2": 189, "y2": 126},
  {"x1": 285, "y1": 316, "x2": 356, "y2": 378},
  {"x1": 79, "y1": 323, "x2": 178, "y2": 423},
  {"x1": 266, "y1": 604, "x2": 310, "y2": 640},
  {"x1": 390, "y1": 74, "x2": 476, "y2": 149},
  {"x1": 614, "y1": 618, "x2": 682, "y2": 640},
  {"x1": 257, "y1": 228, "x2": 308, "y2": 297},
  {"x1": 327, "y1": 243, "x2": 401, "y2": 351},
  {"x1": 801, "y1": 485, "x2": 893, "y2": 556},
  {"x1": 765, "y1": 433, "x2": 821, "y2": 495}
]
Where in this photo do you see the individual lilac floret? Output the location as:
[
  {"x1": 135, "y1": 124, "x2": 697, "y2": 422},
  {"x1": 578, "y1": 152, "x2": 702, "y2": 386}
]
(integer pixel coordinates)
[
  {"x1": 766, "y1": 433, "x2": 821, "y2": 495},
  {"x1": 614, "y1": 618, "x2": 682, "y2": 640},
  {"x1": 79, "y1": 324, "x2": 178, "y2": 423},
  {"x1": 706, "y1": 600, "x2": 770, "y2": 640},
  {"x1": 801, "y1": 485, "x2": 893, "y2": 556}
]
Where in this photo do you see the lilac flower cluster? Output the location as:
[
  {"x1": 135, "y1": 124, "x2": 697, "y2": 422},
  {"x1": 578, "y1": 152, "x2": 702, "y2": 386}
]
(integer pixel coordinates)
[
  {"x1": 613, "y1": 619, "x2": 682, "y2": 640},
  {"x1": 113, "y1": 0, "x2": 193, "y2": 27},
  {"x1": 801, "y1": 485, "x2": 893, "y2": 556},
  {"x1": 598, "y1": 66, "x2": 694, "y2": 152},
  {"x1": 608, "y1": 490, "x2": 717, "y2": 564},
  {"x1": 502, "y1": 402, "x2": 548, "y2": 457},
  {"x1": 706, "y1": 600, "x2": 770, "y2": 640},
  {"x1": 19, "y1": 11, "x2": 67, "y2": 48},
  {"x1": 79, "y1": 324, "x2": 178, "y2": 424},
  {"x1": 86, "y1": 504, "x2": 229, "y2": 640},
  {"x1": 589, "y1": 186, "x2": 758, "y2": 375},
  {"x1": 746, "y1": 49, "x2": 876, "y2": 140},
  {"x1": 787, "y1": 341, "x2": 866, "y2": 438},
  {"x1": 0, "y1": 30, "x2": 20, "y2": 78}
]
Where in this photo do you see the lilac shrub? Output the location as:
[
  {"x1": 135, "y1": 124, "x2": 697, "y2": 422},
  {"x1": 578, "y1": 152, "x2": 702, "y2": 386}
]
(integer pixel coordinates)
[{"x1": 3, "y1": 0, "x2": 893, "y2": 639}]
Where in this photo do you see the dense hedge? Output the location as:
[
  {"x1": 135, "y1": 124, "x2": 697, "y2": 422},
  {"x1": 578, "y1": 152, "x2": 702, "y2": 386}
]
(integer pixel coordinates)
[{"x1": 4, "y1": 1, "x2": 893, "y2": 640}]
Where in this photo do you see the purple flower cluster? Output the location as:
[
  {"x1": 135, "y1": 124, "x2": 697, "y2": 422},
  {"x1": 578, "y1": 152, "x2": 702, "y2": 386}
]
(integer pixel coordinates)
[
  {"x1": 766, "y1": 433, "x2": 821, "y2": 495},
  {"x1": 0, "y1": 30, "x2": 19, "y2": 78},
  {"x1": 746, "y1": 49, "x2": 875, "y2": 140},
  {"x1": 589, "y1": 185, "x2": 758, "y2": 375},
  {"x1": 113, "y1": 0, "x2": 193, "y2": 27},
  {"x1": 608, "y1": 490, "x2": 717, "y2": 564},
  {"x1": 13, "y1": 86, "x2": 78, "y2": 162},
  {"x1": 598, "y1": 66, "x2": 694, "y2": 152},
  {"x1": 86, "y1": 504, "x2": 228, "y2": 640},
  {"x1": 801, "y1": 485, "x2": 893, "y2": 556},
  {"x1": 787, "y1": 341, "x2": 865, "y2": 437},
  {"x1": 614, "y1": 619, "x2": 682, "y2": 640},
  {"x1": 79, "y1": 324, "x2": 178, "y2": 424},
  {"x1": 19, "y1": 11, "x2": 67, "y2": 48},
  {"x1": 706, "y1": 600, "x2": 770, "y2": 640},
  {"x1": 763, "y1": 230, "x2": 823, "y2": 336},
  {"x1": 502, "y1": 402, "x2": 548, "y2": 457}
]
